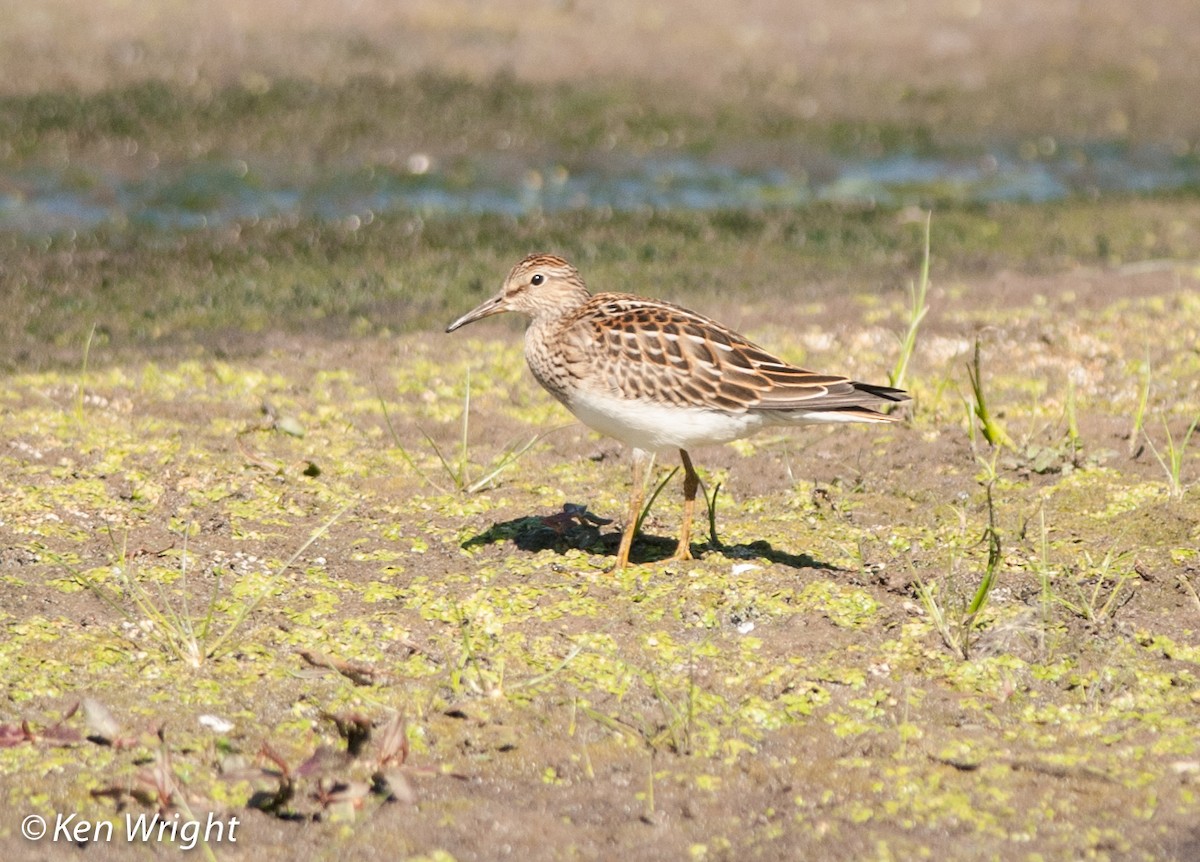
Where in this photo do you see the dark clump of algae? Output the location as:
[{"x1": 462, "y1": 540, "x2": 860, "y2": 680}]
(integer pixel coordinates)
[{"x1": 3, "y1": 80, "x2": 1200, "y2": 862}]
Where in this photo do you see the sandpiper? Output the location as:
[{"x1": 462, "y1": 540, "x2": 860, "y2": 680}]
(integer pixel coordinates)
[{"x1": 447, "y1": 253, "x2": 908, "y2": 569}]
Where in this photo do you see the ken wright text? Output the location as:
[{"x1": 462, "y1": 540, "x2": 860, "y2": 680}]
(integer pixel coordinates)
[{"x1": 24, "y1": 811, "x2": 240, "y2": 850}]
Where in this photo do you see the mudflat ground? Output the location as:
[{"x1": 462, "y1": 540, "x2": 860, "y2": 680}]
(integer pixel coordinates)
[{"x1": 2, "y1": 3, "x2": 1200, "y2": 861}]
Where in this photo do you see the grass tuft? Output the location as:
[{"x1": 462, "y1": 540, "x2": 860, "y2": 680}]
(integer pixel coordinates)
[
  {"x1": 1128, "y1": 349, "x2": 1152, "y2": 457},
  {"x1": 1143, "y1": 411, "x2": 1200, "y2": 500},
  {"x1": 915, "y1": 460, "x2": 1002, "y2": 660},
  {"x1": 380, "y1": 369, "x2": 553, "y2": 494},
  {"x1": 965, "y1": 335, "x2": 1013, "y2": 449},
  {"x1": 64, "y1": 504, "x2": 351, "y2": 667},
  {"x1": 74, "y1": 322, "x2": 97, "y2": 422},
  {"x1": 889, "y1": 210, "x2": 932, "y2": 393}
]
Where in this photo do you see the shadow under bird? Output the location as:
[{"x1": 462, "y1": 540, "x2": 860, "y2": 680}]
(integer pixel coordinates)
[{"x1": 447, "y1": 253, "x2": 909, "y2": 570}]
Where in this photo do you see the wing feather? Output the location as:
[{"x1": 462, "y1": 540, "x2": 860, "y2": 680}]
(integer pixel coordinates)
[{"x1": 562, "y1": 294, "x2": 906, "y2": 417}]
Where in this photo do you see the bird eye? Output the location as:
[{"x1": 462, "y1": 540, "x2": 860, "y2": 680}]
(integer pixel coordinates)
[{"x1": 530, "y1": 273, "x2": 544, "y2": 286}]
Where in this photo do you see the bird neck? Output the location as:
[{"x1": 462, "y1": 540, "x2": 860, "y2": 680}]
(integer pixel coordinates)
[{"x1": 528, "y1": 283, "x2": 591, "y2": 327}]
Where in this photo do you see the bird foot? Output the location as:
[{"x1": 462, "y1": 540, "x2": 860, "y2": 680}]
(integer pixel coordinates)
[{"x1": 668, "y1": 543, "x2": 694, "y2": 563}]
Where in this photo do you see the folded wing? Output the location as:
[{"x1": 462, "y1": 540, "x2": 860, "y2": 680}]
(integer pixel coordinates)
[{"x1": 565, "y1": 295, "x2": 908, "y2": 420}]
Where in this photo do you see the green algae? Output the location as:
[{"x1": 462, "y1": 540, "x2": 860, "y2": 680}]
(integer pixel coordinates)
[{"x1": 2, "y1": 202, "x2": 1200, "y2": 860}]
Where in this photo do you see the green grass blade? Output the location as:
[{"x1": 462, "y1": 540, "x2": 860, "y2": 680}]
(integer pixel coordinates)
[
  {"x1": 75, "y1": 322, "x2": 97, "y2": 421},
  {"x1": 704, "y1": 480, "x2": 722, "y2": 549},
  {"x1": 205, "y1": 500, "x2": 353, "y2": 660},
  {"x1": 465, "y1": 426, "x2": 567, "y2": 494},
  {"x1": 459, "y1": 366, "x2": 472, "y2": 490},
  {"x1": 635, "y1": 463, "x2": 677, "y2": 537},
  {"x1": 965, "y1": 484, "x2": 1001, "y2": 619},
  {"x1": 376, "y1": 386, "x2": 450, "y2": 494},
  {"x1": 890, "y1": 210, "x2": 931, "y2": 392}
]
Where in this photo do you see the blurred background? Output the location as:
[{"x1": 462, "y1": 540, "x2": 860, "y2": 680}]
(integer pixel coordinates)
[{"x1": 3, "y1": 0, "x2": 1199, "y2": 232}]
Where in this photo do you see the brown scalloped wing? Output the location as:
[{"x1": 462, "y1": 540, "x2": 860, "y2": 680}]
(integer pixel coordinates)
[{"x1": 562, "y1": 294, "x2": 905, "y2": 417}]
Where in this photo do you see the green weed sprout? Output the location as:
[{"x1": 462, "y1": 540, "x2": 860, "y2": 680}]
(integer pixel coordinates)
[
  {"x1": 1059, "y1": 545, "x2": 1138, "y2": 623},
  {"x1": 703, "y1": 480, "x2": 723, "y2": 551},
  {"x1": 631, "y1": 463, "x2": 723, "y2": 558},
  {"x1": 1128, "y1": 350, "x2": 1151, "y2": 457},
  {"x1": 915, "y1": 473, "x2": 1002, "y2": 660},
  {"x1": 889, "y1": 210, "x2": 932, "y2": 393},
  {"x1": 75, "y1": 322, "x2": 98, "y2": 422},
  {"x1": 379, "y1": 368, "x2": 553, "y2": 494},
  {"x1": 68, "y1": 503, "x2": 350, "y2": 667},
  {"x1": 1065, "y1": 373, "x2": 1081, "y2": 460},
  {"x1": 1144, "y1": 411, "x2": 1200, "y2": 500},
  {"x1": 966, "y1": 335, "x2": 1013, "y2": 449},
  {"x1": 634, "y1": 458, "x2": 678, "y2": 538}
]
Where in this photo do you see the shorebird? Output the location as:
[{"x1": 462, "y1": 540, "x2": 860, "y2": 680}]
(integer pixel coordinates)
[{"x1": 446, "y1": 253, "x2": 908, "y2": 569}]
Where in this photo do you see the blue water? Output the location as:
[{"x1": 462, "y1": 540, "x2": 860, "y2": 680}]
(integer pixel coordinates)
[{"x1": 1, "y1": 143, "x2": 1196, "y2": 233}]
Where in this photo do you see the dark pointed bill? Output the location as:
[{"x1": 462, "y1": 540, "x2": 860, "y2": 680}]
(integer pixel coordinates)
[{"x1": 445, "y1": 293, "x2": 505, "y2": 333}]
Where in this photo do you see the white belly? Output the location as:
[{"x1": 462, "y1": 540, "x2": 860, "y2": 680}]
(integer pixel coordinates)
[
  {"x1": 562, "y1": 388, "x2": 767, "y2": 455},
  {"x1": 557, "y1": 385, "x2": 887, "y2": 454}
]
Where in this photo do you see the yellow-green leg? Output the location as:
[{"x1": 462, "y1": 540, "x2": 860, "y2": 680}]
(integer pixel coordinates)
[
  {"x1": 670, "y1": 449, "x2": 698, "y2": 562},
  {"x1": 613, "y1": 450, "x2": 649, "y2": 570}
]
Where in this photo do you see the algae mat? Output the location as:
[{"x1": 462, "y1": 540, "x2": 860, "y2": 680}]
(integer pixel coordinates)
[
  {"x1": 2, "y1": 236, "x2": 1200, "y2": 860},
  {"x1": 3, "y1": 0, "x2": 1200, "y2": 858}
]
